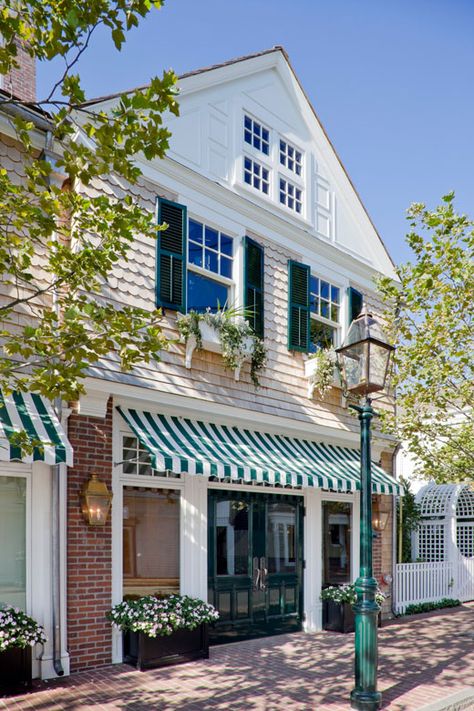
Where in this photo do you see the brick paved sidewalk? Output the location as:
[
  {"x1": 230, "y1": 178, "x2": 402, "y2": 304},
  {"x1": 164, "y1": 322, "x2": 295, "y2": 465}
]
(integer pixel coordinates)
[{"x1": 1, "y1": 603, "x2": 473, "y2": 711}]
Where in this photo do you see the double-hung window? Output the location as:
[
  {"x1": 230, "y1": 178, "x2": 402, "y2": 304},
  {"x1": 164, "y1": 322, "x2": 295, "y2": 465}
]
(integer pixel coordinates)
[
  {"x1": 244, "y1": 115, "x2": 270, "y2": 155},
  {"x1": 309, "y1": 276, "x2": 341, "y2": 350},
  {"x1": 187, "y1": 218, "x2": 234, "y2": 313}
]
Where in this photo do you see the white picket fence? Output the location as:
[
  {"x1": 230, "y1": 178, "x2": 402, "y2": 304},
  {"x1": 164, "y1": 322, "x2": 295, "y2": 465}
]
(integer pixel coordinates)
[{"x1": 394, "y1": 558, "x2": 474, "y2": 613}]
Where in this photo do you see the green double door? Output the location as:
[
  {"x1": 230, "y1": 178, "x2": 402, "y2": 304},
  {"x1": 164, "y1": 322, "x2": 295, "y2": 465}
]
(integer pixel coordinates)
[{"x1": 208, "y1": 490, "x2": 304, "y2": 644}]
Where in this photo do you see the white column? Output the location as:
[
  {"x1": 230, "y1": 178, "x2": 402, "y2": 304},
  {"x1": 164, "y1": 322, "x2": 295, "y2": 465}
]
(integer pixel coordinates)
[
  {"x1": 181, "y1": 474, "x2": 208, "y2": 600},
  {"x1": 304, "y1": 488, "x2": 322, "y2": 631}
]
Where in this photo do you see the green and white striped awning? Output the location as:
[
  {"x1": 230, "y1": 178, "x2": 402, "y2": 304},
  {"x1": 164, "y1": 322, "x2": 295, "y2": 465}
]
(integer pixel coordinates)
[
  {"x1": 117, "y1": 407, "x2": 401, "y2": 496},
  {"x1": 0, "y1": 391, "x2": 73, "y2": 466}
]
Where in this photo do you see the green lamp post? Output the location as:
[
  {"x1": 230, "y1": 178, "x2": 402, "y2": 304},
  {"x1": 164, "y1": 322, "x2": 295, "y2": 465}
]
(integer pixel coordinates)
[{"x1": 336, "y1": 308, "x2": 395, "y2": 711}]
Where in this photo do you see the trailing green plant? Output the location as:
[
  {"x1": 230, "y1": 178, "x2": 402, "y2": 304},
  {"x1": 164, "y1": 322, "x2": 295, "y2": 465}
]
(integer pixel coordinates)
[
  {"x1": 307, "y1": 347, "x2": 339, "y2": 397},
  {"x1": 403, "y1": 598, "x2": 460, "y2": 616},
  {"x1": 320, "y1": 583, "x2": 385, "y2": 606},
  {"x1": 0, "y1": 605, "x2": 47, "y2": 652},
  {"x1": 106, "y1": 594, "x2": 219, "y2": 638},
  {"x1": 397, "y1": 476, "x2": 422, "y2": 563},
  {"x1": 176, "y1": 307, "x2": 267, "y2": 387}
]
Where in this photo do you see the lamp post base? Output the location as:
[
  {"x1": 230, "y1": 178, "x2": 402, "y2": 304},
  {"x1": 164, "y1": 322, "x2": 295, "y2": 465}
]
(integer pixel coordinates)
[{"x1": 350, "y1": 689, "x2": 382, "y2": 711}]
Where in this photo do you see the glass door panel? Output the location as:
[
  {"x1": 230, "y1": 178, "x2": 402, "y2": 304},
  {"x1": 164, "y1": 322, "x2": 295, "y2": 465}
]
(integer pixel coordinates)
[
  {"x1": 322, "y1": 501, "x2": 352, "y2": 586},
  {"x1": 0, "y1": 476, "x2": 26, "y2": 610},
  {"x1": 209, "y1": 491, "x2": 303, "y2": 644}
]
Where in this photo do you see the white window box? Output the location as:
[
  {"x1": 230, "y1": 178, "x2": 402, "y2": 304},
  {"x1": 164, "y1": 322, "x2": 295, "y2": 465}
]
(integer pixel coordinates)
[
  {"x1": 304, "y1": 354, "x2": 341, "y2": 399},
  {"x1": 184, "y1": 321, "x2": 254, "y2": 381}
]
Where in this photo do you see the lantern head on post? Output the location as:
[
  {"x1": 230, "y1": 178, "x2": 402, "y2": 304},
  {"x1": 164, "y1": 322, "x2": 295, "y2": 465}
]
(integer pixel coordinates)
[
  {"x1": 372, "y1": 496, "x2": 390, "y2": 534},
  {"x1": 336, "y1": 308, "x2": 394, "y2": 398},
  {"x1": 81, "y1": 474, "x2": 113, "y2": 526}
]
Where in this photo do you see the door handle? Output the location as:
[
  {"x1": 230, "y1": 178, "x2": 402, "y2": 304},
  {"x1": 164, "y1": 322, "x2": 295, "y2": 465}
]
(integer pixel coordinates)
[
  {"x1": 252, "y1": 556, "x2": 260, "y2": 591},
  {"x1": 259, "y1": 556, "x2": 267, "y2": 591}
]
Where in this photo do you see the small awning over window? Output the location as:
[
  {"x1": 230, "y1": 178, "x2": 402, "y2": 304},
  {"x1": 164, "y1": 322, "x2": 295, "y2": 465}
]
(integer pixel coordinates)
[
  {"x1": 117, "y1": 407, "x2": 401, "y2": 496},
  {"x1": 0, "y1": 391, "x2": 73, "y2": 466}
]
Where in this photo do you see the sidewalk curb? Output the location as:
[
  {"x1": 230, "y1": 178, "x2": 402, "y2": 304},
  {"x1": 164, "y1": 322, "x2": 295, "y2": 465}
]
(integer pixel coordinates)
[{"x1": 417, "y1": 688, "x2": 474, "y2": 711}]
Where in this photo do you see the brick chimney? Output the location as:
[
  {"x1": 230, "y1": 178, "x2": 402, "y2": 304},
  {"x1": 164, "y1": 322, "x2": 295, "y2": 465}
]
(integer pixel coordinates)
[{"x1": 2, "y1": 41, "x2": 36, "y2": 102}]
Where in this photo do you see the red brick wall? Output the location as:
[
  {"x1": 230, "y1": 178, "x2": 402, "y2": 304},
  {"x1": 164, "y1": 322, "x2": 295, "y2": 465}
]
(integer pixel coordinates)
[
  {"x1": 3, "y1": 42, "x2": 36, "y2": 102},
  {"x1": 67, "y1": 398, "x2": 113, "y2": 671}
]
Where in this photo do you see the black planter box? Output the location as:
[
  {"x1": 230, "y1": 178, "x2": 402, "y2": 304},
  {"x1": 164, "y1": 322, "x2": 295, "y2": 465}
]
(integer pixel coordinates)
[
  {"x1": 0, "y1": 646, "x2": 32, "y2": 694},
  {"x1": 322, "y1": 600, "x2": 355, "y2": 633},
  {"x1": 123, "y1": 624, "x2": 209, "y2": 670}
]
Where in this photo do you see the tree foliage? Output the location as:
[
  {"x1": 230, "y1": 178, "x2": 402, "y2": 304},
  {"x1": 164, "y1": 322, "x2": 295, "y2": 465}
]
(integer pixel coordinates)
[
  {"x1": 378, "y1": 194, "x2": 474, "y2": 483},
  {"x1": 0, "y1": 1, "x2": 179, "y2": 401},
  {"x1": 396, "y1": 476, "x2": 421, "y2": 563}
]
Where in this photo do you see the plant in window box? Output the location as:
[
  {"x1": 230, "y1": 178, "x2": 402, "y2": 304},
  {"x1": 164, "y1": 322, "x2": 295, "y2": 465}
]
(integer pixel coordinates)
[
  {"x1": 305, "y1": 347, "x2": 340, "y2": 398},
  {"x1": 320, "y1": 584, "x2": 385, "y2": 633},
  {"x1": 0, "y1": 605, "x2": 47, "y2": 691},
  {"x1": 106, "y1": 594, "x2": 219, "y2": 670},
  {"x1": 176, "y1": 307, "x2": 267, "y2": 386}
]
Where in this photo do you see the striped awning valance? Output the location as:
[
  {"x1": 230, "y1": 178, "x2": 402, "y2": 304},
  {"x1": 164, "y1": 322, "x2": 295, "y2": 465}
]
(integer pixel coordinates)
[
  {"x1": 0, "y1": 391, "x2": 73, "y2": 466},
  {"x1": 117, "y1": 407, "x2": 401, "y2": 496}
]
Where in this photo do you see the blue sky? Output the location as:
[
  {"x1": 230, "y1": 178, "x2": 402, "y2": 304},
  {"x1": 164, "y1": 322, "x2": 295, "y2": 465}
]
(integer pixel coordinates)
[{"x1": 38, "y1": 0, "x2": 474, "y2": 265}]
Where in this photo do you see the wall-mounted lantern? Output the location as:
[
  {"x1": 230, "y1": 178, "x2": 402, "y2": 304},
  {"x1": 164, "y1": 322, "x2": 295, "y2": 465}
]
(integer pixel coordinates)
[
  {"x1": 80, "y1": 474, "x2": 113, "y2": 526},
  {"x1": 372, "y1": 496, "x2": 390, "y2": 533}
]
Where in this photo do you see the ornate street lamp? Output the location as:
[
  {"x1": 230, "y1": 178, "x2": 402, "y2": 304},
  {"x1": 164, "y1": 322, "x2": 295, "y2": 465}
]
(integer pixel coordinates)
[
  {"x1": 336, "y1": 308, "x2": 395, "y2": 711},
  {"x1": 80, "y1": 474, "x2": 113, "y2": 526}
]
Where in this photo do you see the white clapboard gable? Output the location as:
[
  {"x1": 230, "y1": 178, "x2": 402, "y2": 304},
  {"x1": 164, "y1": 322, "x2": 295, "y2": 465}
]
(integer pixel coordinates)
[{"x1": 163, "y1": 47, "x2": 396, "y2": 280}]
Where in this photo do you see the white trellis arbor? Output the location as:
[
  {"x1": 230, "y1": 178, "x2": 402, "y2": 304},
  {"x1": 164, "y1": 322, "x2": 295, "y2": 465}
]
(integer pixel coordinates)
[{"x1": 395, "y1": 483, "x2": 474, "y2": 612}]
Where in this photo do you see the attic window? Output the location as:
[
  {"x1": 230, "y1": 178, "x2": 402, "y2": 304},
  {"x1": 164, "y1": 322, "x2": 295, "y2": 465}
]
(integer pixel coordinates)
[
  {"x1": 279, "y1": 178, "x2": 302, "y2": 214},
  {"x1": 244, "y1": 115, "x2": 270, "y2": 156},
  {"x1": 280, "y1": 140, "x2": 302, "y2": 176},
  {"x1": 244, "y1": 157, "x2": 270, "y2": 195}
]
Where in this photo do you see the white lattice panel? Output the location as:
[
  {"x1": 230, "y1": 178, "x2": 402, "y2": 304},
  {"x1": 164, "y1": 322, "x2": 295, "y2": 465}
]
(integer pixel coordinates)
[
  {"x1": 457, "y1": 522, "x2": 474, "y2": 558},
  {"x1": 456, "y1": 486, "x2": 474, "y2": 519},
  {"x1": 418, "y1": 522, "x2": 446, "y2": 562}
]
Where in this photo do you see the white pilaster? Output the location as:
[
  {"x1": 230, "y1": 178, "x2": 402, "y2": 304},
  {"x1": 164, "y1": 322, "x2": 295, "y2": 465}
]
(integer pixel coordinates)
[
  {"x1": 304, "y1": 487, "x2": 322, "y2": 631},
  {"x1": 181, "y1": 474, "x2": 208, "y2": 600}
]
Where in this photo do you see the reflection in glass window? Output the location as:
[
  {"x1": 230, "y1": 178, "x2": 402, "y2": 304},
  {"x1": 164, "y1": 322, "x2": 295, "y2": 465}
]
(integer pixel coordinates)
[
  {"x1": 188, "y1": 219, "x2": 233, "y2": 279},
  {"x1": 0, "y1": 477, "x2": 26, "y2": 610},
  {"x1": 267, "y1": 503, "x2": 297, "y2": 573},
  {"x1": 187, "y1": 271, "x2": 229, "y2": 313},
  {"x1": 216, "y1": 500, "x2": 249, "y2": 576},
  {"x1": 123, "y1": 487, "x2": 180, "y2": 598},
  {"x1": 322, "y1": 501, "x2": 352, "y2": 585}
]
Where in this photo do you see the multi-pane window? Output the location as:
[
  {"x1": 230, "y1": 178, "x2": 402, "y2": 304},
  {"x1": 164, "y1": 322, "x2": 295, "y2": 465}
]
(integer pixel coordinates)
[
  {"x1": 280, "y1": 140, "x2": 302, "y2": 176},
  {"x1": 187, "y1": 219, "x2": 233, "y2": 313},
  {"x1": 244, "y1": 115, "x2": 270, "y2": 155},
  {"x1": 309, "y1": 276, "x2": 340, "y2": 350},
  {"x1": 279, "y1": 178, "x2": 302, "y2": 214},
  {"x1": 244, "y1": 157, "x2": 270, "y2": 195},
  {"x1": 122, "y1": 436, "x2": 180, "y2": 478}
]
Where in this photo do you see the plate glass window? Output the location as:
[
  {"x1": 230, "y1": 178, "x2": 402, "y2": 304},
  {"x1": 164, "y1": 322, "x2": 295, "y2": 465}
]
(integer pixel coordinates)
[
  {"x1": 123, "y1": 486, "x2": 180, "y2": 598},
  {"x1": 280, "y1": 140, "x2": 302, "y2": 176},
  {"x1": 0, "y1": 476, "x2": 26, "y2": 609},
  {"x1": 187, "y1": 218, "x2": 233, "y2": 312},
  {"x1": 322, "y1": 501, "x2": 352, "y2": 585},
  {"x1": 244, "y1": 115, "x2": 270, "y2": 155},
  {"x1": 244, "y1": 157, "x2": 270, "y2": 195},
  {"x1": 309, "y1": 276, "x2": 340, "y2": 350},
  {"x1": 279, "y1": 178, "x2": 302, "y2": 214}
]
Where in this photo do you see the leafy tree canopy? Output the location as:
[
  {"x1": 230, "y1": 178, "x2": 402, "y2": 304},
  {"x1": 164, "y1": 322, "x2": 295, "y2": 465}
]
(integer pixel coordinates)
[
  {"x1": 0, "y1": 1, "x2": 178, "y2": 402},
  {"x1": 378, "y1": 193, "x2": 474, "y2": 483}
]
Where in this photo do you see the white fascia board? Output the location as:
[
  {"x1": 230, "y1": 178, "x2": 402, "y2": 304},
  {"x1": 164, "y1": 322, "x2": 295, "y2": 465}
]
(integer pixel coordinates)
[
  {"x1": 83, "y1": 375, "x2": 397, "y2": 450},
  {"x1": 137, "y1": 154, "x2": 390, "y2": 290}
]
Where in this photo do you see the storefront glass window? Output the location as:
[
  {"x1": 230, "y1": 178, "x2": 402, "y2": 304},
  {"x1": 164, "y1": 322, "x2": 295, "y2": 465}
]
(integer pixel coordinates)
[
  {"x1": 0, "y1": 476, "x2": 26, "y2": 609},
  {"x1": 267, "y1": 503, "x2": 297, "y2": 573},
  {"x1": 216, "y1": 500, "x2": 249, "y2": 576},
  {"x1": 322, "y1": 501, "x2": 352, "y2": 585},
  {"x1": 122, "y1": 486, "x2": 180, "y2": 598}
]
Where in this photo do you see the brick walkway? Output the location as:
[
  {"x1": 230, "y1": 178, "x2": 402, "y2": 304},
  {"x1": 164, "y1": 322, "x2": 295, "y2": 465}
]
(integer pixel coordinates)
[{"x1": 1, "y1": 604, "x2": 473, "y2": 711}]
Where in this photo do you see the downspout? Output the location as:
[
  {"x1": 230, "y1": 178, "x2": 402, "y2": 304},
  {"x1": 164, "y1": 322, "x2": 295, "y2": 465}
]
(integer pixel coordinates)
[
  {"x1": 44, "y1": 129, "x2": 65, "y2": 677},
  {"x1": 391, "y1": 442, "x2": 402, "y2": 617}
]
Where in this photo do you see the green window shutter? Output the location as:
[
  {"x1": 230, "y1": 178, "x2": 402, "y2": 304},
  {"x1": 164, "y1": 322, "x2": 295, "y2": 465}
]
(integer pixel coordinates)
[
  {"x1": 348, "y1": 286, "x2": 363, "y2": 326},
  {"x1": 244, "y1": 237, "x2": 264, "y2": 338},
  {"x1": 288, "y1": 260, "x2": 310, "y2": 351},
  {"x1": 156, "y1": 198, "x2": 187, "y2": 311}
]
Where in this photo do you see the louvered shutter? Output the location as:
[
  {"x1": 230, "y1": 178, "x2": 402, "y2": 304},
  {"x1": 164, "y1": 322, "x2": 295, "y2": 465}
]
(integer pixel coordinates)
[
  {"x1": 156, "y1": 198, "x2": 187, "y2": 311},
  {"x1": 348, "y1": 286, "x2": 363, "y2": 326},
  {"x1": 288, "y1": 260, "x2": 310, "y2": 351},
  {"x1": 244, "y1": 237, "x2": 264, "y2": 338}
]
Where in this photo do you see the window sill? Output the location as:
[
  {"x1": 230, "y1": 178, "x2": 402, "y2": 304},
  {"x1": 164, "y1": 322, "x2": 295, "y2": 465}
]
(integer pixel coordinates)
[{"x1": 184, "y1": 321, "x2": 253, "y2": 381}]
